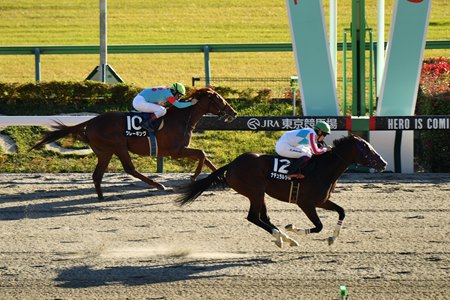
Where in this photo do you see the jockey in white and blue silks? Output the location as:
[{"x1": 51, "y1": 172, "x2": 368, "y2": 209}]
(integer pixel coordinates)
[
  {"x1": 132, "y1": 82, "x2": 198, "y2": 130},
  {"x1": 275, "y1": 121, "x2": 332, "y2": 178}
]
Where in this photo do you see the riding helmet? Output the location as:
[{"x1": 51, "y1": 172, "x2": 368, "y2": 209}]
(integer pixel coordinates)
[
  {"x1": 170, "y1": 82, "x2": 186, "y2": 96},
  {"x1": 314, "y1": 121, "x2": 331, "y2": 135}
]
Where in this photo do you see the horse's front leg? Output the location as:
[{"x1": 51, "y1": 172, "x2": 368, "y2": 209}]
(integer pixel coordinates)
[
  {"x1": 286, "y1": 200, "x2": 345, "y2": 246},
  {"x1": 317, "y1": 200, "x2": 345, "y2": 245},
  {"x1": 203, "y1": 157, "x2": 217, "y2": 173},
  {"x1": 174, "y1": 147, "x2": 209, "y2": 181},
  {"x1": 285, "y1": 205, "x2": 323, "y2": 238}
]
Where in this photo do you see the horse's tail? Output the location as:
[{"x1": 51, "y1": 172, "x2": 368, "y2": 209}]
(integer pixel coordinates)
[
  {"x1": 30, "y1": 120, "x2": 89, "y2": 151},
  {"x1": 175, "y1": 164, "x2": 229, "y2": 206}
]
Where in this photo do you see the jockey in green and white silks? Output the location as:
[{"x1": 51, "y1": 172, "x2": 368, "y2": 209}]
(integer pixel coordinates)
[
  {"x1": 275, "y1": 121, "x2": 332, "y2": 178},
  {"x1": 132, "y1": 82, "x2": 198, "y2": 130}
]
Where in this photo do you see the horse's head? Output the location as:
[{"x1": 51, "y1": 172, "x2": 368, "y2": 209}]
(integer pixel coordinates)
[
  {"x1": 352, "y1": 135, "x2": 387, "y2": 172},
  {"x1": 188, "y1": 88, "x2": 237, "y2": 123},
  {"x1": 333, "y1": 135, "x2": 387, "y2": 172}
]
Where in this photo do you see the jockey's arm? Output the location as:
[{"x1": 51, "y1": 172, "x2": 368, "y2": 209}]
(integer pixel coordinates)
[
  {"x1": 168, "y1": 98, "x2": 196, "y2": 109},
  {"x1": 308, "y1": 132, "x2": 327, "y2": 155}
]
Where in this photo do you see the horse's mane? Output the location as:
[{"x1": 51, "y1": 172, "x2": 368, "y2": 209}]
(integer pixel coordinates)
[
  {"x1": 309, "y1": 135, "x2": 355, "y2": 164},
  {"x1": 185, "y1": 87, "x2": 214, "y2": 99},
  {"x1": 164, "y1": 87, "x2": 214, "y2": 117},
  {"x1": 332, "y1": 135, "x2": 356, "y2": 148}
]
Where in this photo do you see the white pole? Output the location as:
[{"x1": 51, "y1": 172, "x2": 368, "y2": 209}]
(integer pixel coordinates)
[
  {"x1": 330, "y1": 0, "x2": 337, "y2": 84},
  {"x1": 100, "y1": 0, "x2": 107, "y2": 83},
  {"x1": 376, "y1": 0, "x2": 385, "y2": 96}
]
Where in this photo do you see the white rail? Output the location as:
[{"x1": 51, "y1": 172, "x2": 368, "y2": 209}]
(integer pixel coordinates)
[{"x1": 0, "y1": 116, "x2": 96, "y2": 126}]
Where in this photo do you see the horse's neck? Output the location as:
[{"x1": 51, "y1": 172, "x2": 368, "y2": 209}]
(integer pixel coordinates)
[
  {"x1": 318, "y1": 151, "x2": 352, "y2": 183},
  {"x1": 184, "y1": 106, "x2": 208, "y2": 129},
  {"x1": 167, "y1": 106, "x2": 205, "y2": 129}
]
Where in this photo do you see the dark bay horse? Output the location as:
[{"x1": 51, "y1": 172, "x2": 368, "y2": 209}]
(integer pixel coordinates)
[
  {"x1": 176, "y1": 135, "x2": 387, "y2": 248},
  {"x1": 31, "y1": 87, "x2": 237, "y2": 200}
]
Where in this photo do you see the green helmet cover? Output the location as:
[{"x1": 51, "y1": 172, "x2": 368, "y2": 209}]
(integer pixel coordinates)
[
  {"x1": 314, "y1": 121, "x2": 331, "y2": 134},
  {"x1": 170, "y1": 82, "x2": 186, "y2": 95}
]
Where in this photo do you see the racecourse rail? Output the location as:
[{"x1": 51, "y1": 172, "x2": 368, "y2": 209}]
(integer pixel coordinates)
[
  {"x1": 0, "y1": 115, "x2": 449, "y2": 131},
  {"x1": 0, "y1": 41, "x2": 449, "y2": 82}
]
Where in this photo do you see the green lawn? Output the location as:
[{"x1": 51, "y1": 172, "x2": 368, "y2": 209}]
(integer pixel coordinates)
[{"x1": 0, "y1": 0, "x2": 448, "y2": 87}]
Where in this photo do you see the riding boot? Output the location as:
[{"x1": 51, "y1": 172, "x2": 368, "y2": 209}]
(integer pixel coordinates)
[
  {"x1": 141, "y1": 113, "x2": 158, "y2": 131},
  {"x1": 287, "y1": 157, "x2": 310, "y2": 179}
]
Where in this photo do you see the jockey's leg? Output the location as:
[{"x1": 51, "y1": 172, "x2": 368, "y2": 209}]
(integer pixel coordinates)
[
  {"x1": 275, "y1": 142, "x2": 310, "y2": 179},
  {"x1": 287, "y1": 156, "x2": 310, "y2": 178},
  {"x1": 140, "y1": 112, "x2": 158, "y2": 130},
  {"x1": 132, "y1": 96, "x2": 166, "y2": 130}
]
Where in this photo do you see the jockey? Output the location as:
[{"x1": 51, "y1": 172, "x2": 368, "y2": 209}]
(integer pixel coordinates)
[
  {"x1": 132, "y1": 82, "x2": 198, "y2": 130},
  {"x1": 275, "y1": 121, "x2": 332, "y2": 179}
]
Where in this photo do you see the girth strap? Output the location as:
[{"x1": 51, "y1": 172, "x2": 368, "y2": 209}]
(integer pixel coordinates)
[{"x1": 289, "y1": 180, "x2": 301, "y2": 204}]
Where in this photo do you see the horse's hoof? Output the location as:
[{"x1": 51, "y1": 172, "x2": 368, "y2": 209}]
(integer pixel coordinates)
[
  {"x1": 285, "y1": 224, "x2": 296, "y2": 232},
  {"x1": 328, "y1": 236, "x2": 336, "y2": 246},
  {"x1": 274, "y1": 240, "x2": 283, "y2": 248},
  {"x1": 287, "y1": 238, "x2": 299, "y2": 247},
  {"x1": 281, "y1": 233, "x2": 299, "y2": 247},
  {"x1": 272, "y1": 230, "x2": 283, "y2": 248}
]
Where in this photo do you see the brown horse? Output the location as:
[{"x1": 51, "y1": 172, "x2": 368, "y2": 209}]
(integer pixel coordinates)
[
  {"x1": 176, "y1": 135, "x2": 387, "y2": 248},
  {"x1": 31, "y1": 87, "x2": 237, "y2": 199}
]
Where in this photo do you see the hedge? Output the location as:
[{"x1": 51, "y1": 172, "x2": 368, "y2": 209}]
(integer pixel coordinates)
[
  {"x1": 0, "y1": 81, "x2": 141, "y2": 115},
  {"x1": 415, "y1": 57, "x2": 450, "y2": 172}
]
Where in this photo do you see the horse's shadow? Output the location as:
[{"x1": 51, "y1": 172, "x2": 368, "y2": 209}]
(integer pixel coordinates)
[
  {"x1": 55, "y1": 258, "x2": 271, "y2": 288},
  {"x1": 0, "y1": 177, "x2": 189, "y2": 221}
]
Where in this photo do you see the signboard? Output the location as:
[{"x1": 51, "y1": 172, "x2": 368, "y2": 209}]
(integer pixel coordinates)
[
  {"x1": 195, "y1": 116, "x2": 449, "y2": 131},
  {"x1": 373, "y1": 116, "x2": 450, "y2": 130},
  {"x1": 197, "y1": 116, "x2": 348, "y2": 131}
]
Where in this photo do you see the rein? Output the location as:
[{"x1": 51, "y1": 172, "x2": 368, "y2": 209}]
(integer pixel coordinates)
[{"x1": 183, "y1": 110, "x2": 193, "y2": 138}]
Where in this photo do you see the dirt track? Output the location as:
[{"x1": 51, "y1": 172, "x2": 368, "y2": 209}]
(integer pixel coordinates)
[{"x1": 0, "y1": 172, "x2": 449, "y2": 299}]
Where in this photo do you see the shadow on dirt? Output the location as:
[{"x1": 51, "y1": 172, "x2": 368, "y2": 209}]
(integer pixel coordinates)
[
  {"x1": 0, "y1": 183, "x2": 176, "y2": 221},
  {"x1": 55, "y1": 258, "x2": 273, "y2": 288}
]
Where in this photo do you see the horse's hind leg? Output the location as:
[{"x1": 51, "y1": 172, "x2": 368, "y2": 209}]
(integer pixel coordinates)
[
  {"x1": 115, "y1": 148, "x2": 166, "y2": 191},
  {"x1": 247, "y1": 195, "x2": 298, "y2": 248},
  {"x1": 317, "y1": 200, "x2": 345, "y2": 245},
  {"x1": 92, "y1": 152, "x2": 113, "y2": 200}
]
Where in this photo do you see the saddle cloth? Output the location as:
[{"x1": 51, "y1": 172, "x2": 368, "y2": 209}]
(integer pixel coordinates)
[
  {"x1": 124, "y1": 112, "x2": 159, "y2": 156},
  {"x1": 269, "y1": 156, "x2": 301, "y2": 204},
  {"x1": 269, "y1": 156, "x2": 295, "y2": 181}
]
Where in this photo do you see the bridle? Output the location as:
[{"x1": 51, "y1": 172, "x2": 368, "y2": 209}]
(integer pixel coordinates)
[
  {"x1": 207, "y1": 92, "x2": 230, "y2": 117},
  {"x1": 355, "y1": 140, "x2": 380, "y2": 169},
  {"x1": 331, "y1": 139, "x2": 379, "y2": 169},
  {"x1": 182, "y1": 90, "x2": 232, "y2": 136}
]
